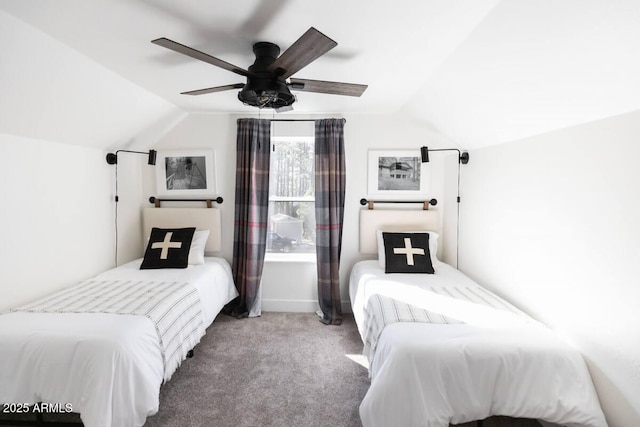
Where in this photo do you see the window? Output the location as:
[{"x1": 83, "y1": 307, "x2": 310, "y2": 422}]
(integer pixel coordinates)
[{"x1": 266, "y1": 123, "x2": 315, "y2": 261}]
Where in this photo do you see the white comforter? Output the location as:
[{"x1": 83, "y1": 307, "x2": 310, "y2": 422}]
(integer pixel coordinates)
[
  {"x1": 350, "y1": 260, "x2": 607, "y2": 427},
  {"x1": 0, "y1": 257, "x2": 238, "y2": 427}
]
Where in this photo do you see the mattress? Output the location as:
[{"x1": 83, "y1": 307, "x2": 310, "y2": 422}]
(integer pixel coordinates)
[
  {"x1": 0, "y1": 257, "x2": 238, "y2": 427},
  {"x1": 349, "y1": 260, "x2": 607, "y2": 427}
]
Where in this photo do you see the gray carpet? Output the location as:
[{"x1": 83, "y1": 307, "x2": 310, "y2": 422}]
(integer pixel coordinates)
[{"x1": 144, "y1": 312, "x2": 370, "y2": 427}]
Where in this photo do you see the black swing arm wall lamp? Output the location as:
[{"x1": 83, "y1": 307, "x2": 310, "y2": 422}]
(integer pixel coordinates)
[
  {"x1": 420, "y1": 146, "x2": 469, "y2": 164},
  {"x1": 105, "y1": 149, "x2": 157, "y2": 266},
  {"x1": 419, "y1": 146, "x2": 469, "y2": 268},
  {"x1": 106, "y1": 149, "x2": 157, "y2": 166},
  {"x1": 105, "y1": 149, "x2": 157, "y2": 202}
]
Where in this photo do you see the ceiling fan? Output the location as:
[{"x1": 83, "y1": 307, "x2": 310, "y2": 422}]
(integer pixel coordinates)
[{"x1": 151, "y1": 27, "x2": 367, "y2": 110}]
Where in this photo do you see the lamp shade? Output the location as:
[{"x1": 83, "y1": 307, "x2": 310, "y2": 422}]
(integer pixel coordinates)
[{"x1": 420, "y1": 146, "x2": 429, "y2": 163}]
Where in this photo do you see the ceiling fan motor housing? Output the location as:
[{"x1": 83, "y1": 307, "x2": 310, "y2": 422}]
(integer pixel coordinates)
[{"x1": 238, "y1": 42, "x2": 295, "y2": 108}]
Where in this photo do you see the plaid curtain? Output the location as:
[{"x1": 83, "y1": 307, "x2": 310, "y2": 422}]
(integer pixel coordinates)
[
  {"x1": 227, "y1": 118, "x2": 271, "y2": 318},
  {"x1": 315, "y1": 119, "x2": 346, "y2": 325}
]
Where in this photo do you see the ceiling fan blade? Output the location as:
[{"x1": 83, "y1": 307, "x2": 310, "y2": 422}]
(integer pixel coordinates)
[
  {"x1": 267, "y1": 27, "x2": 337, "y2": 78},
  {"x1": 181, "y1": 83, "x2": 245, "y2": 96},
  {"x1": 289, "y1": 78, "x2": 367, "y2": 97},
  {"x1": 152, "y1": 38, "x2": 253, "y2": 77}
]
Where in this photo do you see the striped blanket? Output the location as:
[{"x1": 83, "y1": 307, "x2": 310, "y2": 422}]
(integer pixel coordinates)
[
  {"x1": 362, "y1": 284, "x2": 528, "y2": 362},
  {"x1": 11, "y1": 279, "x2": 205, "y2": 382}
]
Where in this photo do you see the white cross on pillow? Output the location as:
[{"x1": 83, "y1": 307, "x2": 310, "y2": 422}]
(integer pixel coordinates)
[
  {"x1": 393, "y1": 237, "x2": 426, "y2": 265},
  {"x1": 151, "y1": 232, "x2": 183, "y2": 259}
]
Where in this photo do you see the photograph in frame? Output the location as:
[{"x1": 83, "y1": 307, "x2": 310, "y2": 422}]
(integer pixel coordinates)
[
  {"x1": 155, "y1": 150, "x2": 216, "y2": 197},
  {"x1": 367, "y1": 150, "x2": 427, "y2": 197}
]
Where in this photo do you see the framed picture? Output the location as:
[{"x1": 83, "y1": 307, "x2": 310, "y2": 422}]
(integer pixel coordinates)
[
  {"x1": 367, "y1": 150, "x2": 427, "y2": 197},
  {"x1": 155, "y1": 150, "x2": 216, "y2": 197}
]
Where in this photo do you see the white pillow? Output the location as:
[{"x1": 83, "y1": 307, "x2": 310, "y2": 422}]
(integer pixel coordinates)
[
  {"x1": 188, "y1": 229, "x2": 210, "y2": 265},
  {"x1": 376, "y1": 229, "x2": 440, "y2": 269}
]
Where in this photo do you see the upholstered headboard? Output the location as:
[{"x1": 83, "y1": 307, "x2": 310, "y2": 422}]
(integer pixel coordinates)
[
  {"x1": 142, "y1": 207, "x2": 222, "y2": 252},
  {"x1": 359, "y1": 209, "x2": 440, "y2": 254}
]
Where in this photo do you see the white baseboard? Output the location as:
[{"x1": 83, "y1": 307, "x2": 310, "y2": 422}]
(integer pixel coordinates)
[
  {"x1": 262, "y1": 299, "x2": 318, "y2": 313},
  {"x1": 262, "y1": 299, "x2": 352, "y2": 314}
]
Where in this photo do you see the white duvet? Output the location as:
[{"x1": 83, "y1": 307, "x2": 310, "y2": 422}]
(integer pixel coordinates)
[
  {"x1": 350, "y1": 260, "x2": 607, "y2": 427},
  {"x1": 0, "y1": 257, "x2": 238, "y2": 427}
]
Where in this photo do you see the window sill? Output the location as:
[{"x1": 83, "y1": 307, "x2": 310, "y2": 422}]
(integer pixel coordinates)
[{"x1": 264, "y1": 252, "x2": 317, "y2": 263}]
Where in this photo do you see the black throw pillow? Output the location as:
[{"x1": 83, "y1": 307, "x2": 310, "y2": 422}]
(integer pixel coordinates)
[
  {"x1": 140, "y1": 227, "x2": 196, "y2": 269},
  {"x1": 383, "y1": 232, "x2": 434, "y2": 274}
]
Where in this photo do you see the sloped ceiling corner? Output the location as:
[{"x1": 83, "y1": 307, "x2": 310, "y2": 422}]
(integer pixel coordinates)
[
  {"x1": 0, "y1": 10, "x2": 181, "y2": 150},
  {"x1": 402, "y1": 0, "x2": 640, "y2": 149}
]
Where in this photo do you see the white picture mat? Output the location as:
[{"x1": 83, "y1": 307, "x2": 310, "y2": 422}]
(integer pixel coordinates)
[
  {"x1": 367, "y1": 149, "x2": 428, "y2": 198},
  {"x1": 155, "y1": 150, "x2": 216, "y2": 197}
]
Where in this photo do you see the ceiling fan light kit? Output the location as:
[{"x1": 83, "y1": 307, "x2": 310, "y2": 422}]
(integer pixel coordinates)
[
  {"x1": 151, "y1": 27, "x2": 367, "y2": 110},
  {"x1": 238, "y1": 79, "x2": 295, "y2": 108}
]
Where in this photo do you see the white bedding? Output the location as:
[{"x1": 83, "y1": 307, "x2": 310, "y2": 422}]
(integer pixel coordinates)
[
  {"x1": 349, "y1": 260, "x2": 607, "y2": 427},
  {"x1": 0, "y1": 257, "x2": 238, "y2": 427}
]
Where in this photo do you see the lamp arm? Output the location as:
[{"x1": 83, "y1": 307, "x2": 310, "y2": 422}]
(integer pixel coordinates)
[
  {"x1": 425, "y1": 148, "x2": 470, "y2": 164},
  {"x1": 114, "y1": 149, "x2": 151, "y2": 156},
  {"x1": 425, "y1": 148, "x2": 460, "y2": 154},
  {"x1": 106, "y1": 149, "x2": 157, "y2": 165}
]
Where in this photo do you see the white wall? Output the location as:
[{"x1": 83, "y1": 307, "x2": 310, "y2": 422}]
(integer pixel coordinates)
[
  {"x1": 460, "y1": 110, "x2": 640, "y2": 426},
  {"x1": 0, "y1": 10, "x2": 180, "y2": 310},
  {"x1": 145, "y1": 112, "x2": 458, "y2": 313},
  {"x1": 0, "y1": 134, "x2": 114, "y2": 310}
]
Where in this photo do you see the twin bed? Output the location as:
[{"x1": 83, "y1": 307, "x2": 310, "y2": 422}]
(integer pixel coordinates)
[
  {"x1": 351, "y1": 209, "x2": 607, "y2": 427},
  {"x1": 0, "y1": 207, "x2": 238, "y2": 427}
]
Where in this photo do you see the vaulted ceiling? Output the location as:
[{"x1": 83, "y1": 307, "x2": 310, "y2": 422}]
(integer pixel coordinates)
[{"x1": 1, "y1": 0, "x2": 639, "y2": 150}]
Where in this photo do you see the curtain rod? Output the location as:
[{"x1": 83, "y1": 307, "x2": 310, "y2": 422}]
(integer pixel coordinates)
[
  {"x1": 271, "y1": 119, "x2": 346, "y2": 123},
  {"x1": 269, "y1": 119, "x2": 315, "y2": 122},
  {"x1": 240, "y1": 119, "x2": 347, "y2": 123},
  {"x1": 267, "y1": 117, "x2": 347, "y2": 123}
]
